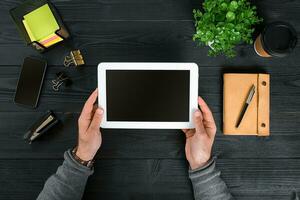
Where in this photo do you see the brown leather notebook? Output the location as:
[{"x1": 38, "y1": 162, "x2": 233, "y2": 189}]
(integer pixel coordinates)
[{"x1": 223, "y1": 73, "x2": 270, "y2": 136}]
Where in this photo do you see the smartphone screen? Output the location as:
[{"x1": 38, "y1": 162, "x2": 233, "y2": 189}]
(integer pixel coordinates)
[{"x1": 14, "y1": 57, "x2": 47, "y2": 108}]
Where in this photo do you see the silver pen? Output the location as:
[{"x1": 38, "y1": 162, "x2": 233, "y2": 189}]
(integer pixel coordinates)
[{"x1": 236, "y1": 85, "x2": 256, "y2": 128}]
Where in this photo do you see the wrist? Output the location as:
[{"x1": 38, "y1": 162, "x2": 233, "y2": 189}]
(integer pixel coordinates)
[
  {"x1": 190, "y1": 161, "x2": 208, "y2": 170},
  {"x1": 189, "y1": 156, "x2": 211, "y2": 170},
  {"x1": 71, "y1": 147, "x2": 95, "y2": 169},
  {"x1": 75, "y1": 146, "x2": 96, "y2": 161},
  {"x1": 189, "y1": 158, "x2": 215, "y2": 175}
]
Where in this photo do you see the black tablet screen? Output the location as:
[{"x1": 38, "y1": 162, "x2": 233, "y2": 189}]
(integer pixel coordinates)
[{"x1": 106, "y1": 70, "x2": 190, "y2": 122}]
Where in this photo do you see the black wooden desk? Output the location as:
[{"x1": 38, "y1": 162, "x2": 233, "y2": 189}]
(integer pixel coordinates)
[{"x1": 0, "y1": 0, "x2": 300, "y2": 199}]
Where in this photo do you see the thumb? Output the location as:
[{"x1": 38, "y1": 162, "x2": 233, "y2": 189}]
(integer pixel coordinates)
[
  {"x1": 194, "y1": 110, "x2": 206, "y2": 134},
  {"x1": 88, "y1": 108, "x2": 103, "y2": 132}
]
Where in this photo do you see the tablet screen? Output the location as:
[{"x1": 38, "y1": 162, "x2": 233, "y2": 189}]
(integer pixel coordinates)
[{"x1": 106, "y1": 70, "x2": 190, "y2": 122}]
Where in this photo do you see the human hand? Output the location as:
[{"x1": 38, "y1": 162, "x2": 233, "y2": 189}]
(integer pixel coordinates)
[
  {"x1": 76, "y1": 88, "x2": 103, "y2": 161},
  {"x1": 182, "y1": 97, "x2": 217, "y2": 170}
]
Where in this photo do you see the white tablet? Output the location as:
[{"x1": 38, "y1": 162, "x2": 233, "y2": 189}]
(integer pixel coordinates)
[{"x1": 98, "y1": 63, "x2": 199, "y2": 129}]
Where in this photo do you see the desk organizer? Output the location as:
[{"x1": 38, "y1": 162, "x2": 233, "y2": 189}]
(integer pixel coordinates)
[{"x1": 10, "y1": 0, "x2": 70, "y2": 53}]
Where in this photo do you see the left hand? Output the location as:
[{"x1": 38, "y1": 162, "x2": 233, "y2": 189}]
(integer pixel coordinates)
[
  {"x1": 182, "y1": 97, "x2": 217, "y2": 170},
  {"x1": 76, "y1": 88, "x2": 103, "y2": 161}
]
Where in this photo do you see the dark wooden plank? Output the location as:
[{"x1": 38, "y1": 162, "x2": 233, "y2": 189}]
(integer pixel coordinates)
[
  {"x1": 0, "y1": 158, "x2": 299, "y2": 200},
  {"x1": 218, "y1": 158, "x2": 300, "y2": 200},
  {"x1": 0, "y1": 66, "x2": 299, "y2": 111},
  {"x1": 0, "y1": 112, "x2": 300, "y2": 159},
  {"x1": 1, "y1": 64, "x2": 299, "y2": 122},
  {"x1": 0, "y1": 20, "x2": 299, "y2": 66},
  {"x1": 1, "y1": 0, "x2": 300, "y2": 22},
  {"x1": 0, "y1": 0, "x2": 194, "y2": 22},
  {"x1": 0, "y1": 110, "x2": 299, "y2": 134}
]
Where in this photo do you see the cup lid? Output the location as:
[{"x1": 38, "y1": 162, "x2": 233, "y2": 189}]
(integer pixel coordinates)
[{"x1": 262, "y1": 21, "x2": 297, "y2": 57}]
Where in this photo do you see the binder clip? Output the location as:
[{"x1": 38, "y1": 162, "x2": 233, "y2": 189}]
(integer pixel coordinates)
[
  {"x1": 24, "y1": 111, "x2": 59, "y2": 144},
  {"x1": 51, "y1": 71, "x2": 72, "y2": 91},
  {"x1": 64, "y1": 49, "x2": 85, "y2": 67}
]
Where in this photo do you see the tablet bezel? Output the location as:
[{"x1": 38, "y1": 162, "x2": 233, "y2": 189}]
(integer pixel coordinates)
[{"x1": 98, "y1": 62, "x2": 198, "y2": 129}]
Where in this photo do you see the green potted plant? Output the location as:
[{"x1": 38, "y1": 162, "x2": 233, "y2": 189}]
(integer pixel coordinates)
[{"x1": 193, "y1": 0, "x2": 262, "y2": 57}]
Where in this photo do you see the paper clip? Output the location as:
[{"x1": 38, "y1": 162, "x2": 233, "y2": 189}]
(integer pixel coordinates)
[
  {"x1": 51, "y1": 71, "x2": 72, "y2": 91},
  {"x1": 64, "y1": 50, "x2": 85, "y2": 67}
]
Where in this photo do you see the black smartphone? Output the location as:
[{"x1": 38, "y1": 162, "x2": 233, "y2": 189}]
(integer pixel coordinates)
[{"x1": 14, "y1": 57, "x2": 47, "y2": 108}]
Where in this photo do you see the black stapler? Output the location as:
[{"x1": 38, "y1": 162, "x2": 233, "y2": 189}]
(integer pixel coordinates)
[{"x1": 24, "y1": 111, "x2": 59, "y2": 143}]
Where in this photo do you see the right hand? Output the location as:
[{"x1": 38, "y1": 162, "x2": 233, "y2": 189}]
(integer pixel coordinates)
[
  {"x1": 76, "y1": 88, "x2": 103, "y2": 161},
  {"x1": 182, "y1": 97, "x2": 217, "y2": 170}
]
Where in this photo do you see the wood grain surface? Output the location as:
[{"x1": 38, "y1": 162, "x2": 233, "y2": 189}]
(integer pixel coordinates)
[{"x1": 0, "y1": 0, "x2": 300, "y2": 199}]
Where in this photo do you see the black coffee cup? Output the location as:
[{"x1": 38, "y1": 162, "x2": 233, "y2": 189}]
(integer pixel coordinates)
[{"x1": 254, "y1": 21, "x2": 297, "y2": 58}]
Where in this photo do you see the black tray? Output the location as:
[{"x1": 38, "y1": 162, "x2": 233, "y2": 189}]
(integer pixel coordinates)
[{"x1": 10, "y1": 0, "x2": 70, "y2": 53}]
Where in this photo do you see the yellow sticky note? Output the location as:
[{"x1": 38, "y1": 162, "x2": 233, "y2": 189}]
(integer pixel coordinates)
[
  {"x1": 22, "y1": 19, "x2": 36, "y2": 42},
  {"x1": 23, "y1": 4, "x2": 59, "y2": 41}
]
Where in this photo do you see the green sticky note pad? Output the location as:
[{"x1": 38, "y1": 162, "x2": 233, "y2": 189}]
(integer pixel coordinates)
[
  {"x1": 23, "y1": 4, "x2": 59, "y2": 41},
  {"x1": 22, "y1": 19, "x2": 36, "y2": 41}
]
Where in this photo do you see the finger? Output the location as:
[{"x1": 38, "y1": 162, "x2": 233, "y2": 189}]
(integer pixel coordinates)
[
  {"x1": 198, "y1": 96, "x2": 216, "y2": 137},
  {"x1": 88, "y1": 108, "x2": 103, "y2": 132},
  {"x1": 182, "y1": 129, "x2": 189, "y2": 134},
  {"x1": 79, "y1": 89, "x2": 98, "y2": 132},
  {"x1": 194, "y1": 110, "x2": 206, "y2": 134},
  {"x1": 198, "y1": 97, "x2": 214, "y2": 122},
  {"x1": 91, "y1": 104, "x2": 98, "y2": 115},
  {"x1": 82, "y1": 89, "x2": 98, "y2": 118},
  {"x1": 93, "y1": 104, "x2": 98, "y2": 110},
  {"x1": 181, "y1": 129, "x2": 194, "y2": 138}
]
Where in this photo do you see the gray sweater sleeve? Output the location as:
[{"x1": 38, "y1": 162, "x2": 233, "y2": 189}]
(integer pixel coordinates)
[
  {"x1": 37, "y1": 150, "x2": 94, "y2": 200},
  {"x1": 189, "y1": 158, "x2": 234, "y2": 200}
]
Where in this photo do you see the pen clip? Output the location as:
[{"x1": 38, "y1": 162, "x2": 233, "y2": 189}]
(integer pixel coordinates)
[{"x1": 246, "y1": 85, "x2": 256, "y2": 104}]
